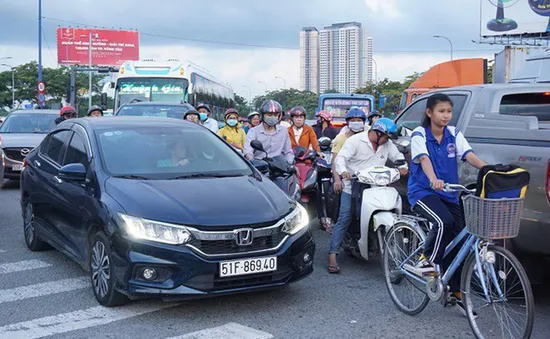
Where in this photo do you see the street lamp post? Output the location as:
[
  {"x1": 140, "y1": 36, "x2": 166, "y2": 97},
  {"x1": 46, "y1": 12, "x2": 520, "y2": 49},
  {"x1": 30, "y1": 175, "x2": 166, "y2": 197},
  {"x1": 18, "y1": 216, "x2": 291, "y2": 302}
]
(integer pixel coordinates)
[
  {"x1": 258, "y1": 81, "x2": 267, "y2": 93},
  {"x1": 275, "y1": 76, "x2": 286, "y2": 89},
  {"x1": 433, "y1": 35, "x2": 453, "y2": 60},
  {"x1": 371, "y1": 58, "x2": 378, "y2": 85},
  {"x1": 242, "y1": 85, "x2": 252, "y2": 108},
  {"x1": 1, "y1": 63, "x2": 15, "y2": 109},
  {"x1": 0, "y1": 57, "x2": 12, "y2": 62}
]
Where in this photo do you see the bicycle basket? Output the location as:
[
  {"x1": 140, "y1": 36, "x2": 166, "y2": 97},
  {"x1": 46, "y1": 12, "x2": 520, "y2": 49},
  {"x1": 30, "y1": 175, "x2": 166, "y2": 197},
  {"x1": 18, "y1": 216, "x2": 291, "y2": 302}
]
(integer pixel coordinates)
[{"x1": 461, "y1": 195, "x2": 524, "y2": 239}]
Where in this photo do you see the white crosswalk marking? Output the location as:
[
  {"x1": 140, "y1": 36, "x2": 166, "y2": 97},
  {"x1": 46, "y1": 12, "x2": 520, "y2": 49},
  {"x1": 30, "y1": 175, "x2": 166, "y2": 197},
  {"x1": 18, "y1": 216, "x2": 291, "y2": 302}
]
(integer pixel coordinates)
[
  {"x1": 0, "y1": 277, "x2": 89, "y2": 304},
  {"x1": 0, "y1": 260, "x2": 51, "y2": 274},
  {"x1": 0, "y1": 250, "x2": 7, "y2": 254},
  {"x1": 0, "y1": 302, "x2": 181, "y2": 339},
  {"x1": 167, "y1": 323, "x2": 274, "y2": 339}
]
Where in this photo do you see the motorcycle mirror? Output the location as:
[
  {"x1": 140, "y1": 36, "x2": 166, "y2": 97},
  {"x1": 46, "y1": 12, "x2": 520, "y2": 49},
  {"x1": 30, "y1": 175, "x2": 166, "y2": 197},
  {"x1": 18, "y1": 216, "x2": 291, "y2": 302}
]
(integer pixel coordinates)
[
  {"x1": 318, "y1": 137, "x2": 331, "y2": 147},
  {"x1": 251, "y1": 140, "x2": 265, "y2": 152}
]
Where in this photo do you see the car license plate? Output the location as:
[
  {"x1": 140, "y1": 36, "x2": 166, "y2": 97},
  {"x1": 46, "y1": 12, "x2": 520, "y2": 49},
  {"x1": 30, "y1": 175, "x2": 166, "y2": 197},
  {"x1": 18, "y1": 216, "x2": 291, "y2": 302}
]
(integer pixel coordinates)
[
  {"x1": 12, "y1": 164, "x2": 23, "y2": 171},
  {"x1": 219, "y1": 256, "x2": 277, "y2": 278}
]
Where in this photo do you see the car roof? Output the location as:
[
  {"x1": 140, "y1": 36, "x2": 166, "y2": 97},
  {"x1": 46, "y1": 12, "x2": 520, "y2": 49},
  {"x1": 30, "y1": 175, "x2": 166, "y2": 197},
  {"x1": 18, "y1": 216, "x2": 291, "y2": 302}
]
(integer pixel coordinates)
[
  {"x1": 119, "y1": 102, "x2": 193, "y2": 107},
  {"x1": 429, "y1": 83, "x2": 550, "y2": 92},
  {"x1": 72, "y1": 116, "x2": 198, "y2": 130},
  {"x1": 10, "y1": 109, "x2": 59, "y2": 114}
]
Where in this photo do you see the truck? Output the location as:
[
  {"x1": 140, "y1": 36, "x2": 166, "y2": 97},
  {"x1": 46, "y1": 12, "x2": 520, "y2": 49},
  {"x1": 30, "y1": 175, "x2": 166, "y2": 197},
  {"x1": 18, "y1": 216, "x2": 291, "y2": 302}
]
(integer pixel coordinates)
[
  {"x1": 398, "y1": 58, "x2": 487, "y2": 113},
  {"x1": 392, "y1": 84, "x2": 550, "y2": 275},
  {"x1": 493, "y1": 46, "x2": 541, "y2": 84},
  {"x1": 509, "y1": 48, "x2": 550, "y2": 84}
]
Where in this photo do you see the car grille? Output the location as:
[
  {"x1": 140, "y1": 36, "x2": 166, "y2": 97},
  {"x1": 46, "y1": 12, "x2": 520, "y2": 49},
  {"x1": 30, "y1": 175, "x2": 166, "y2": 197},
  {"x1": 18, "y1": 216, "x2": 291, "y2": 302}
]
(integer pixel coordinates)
[
  {"x1": 3, "y1": 147, "x2": 33, "y2": 162},
  {"x1": 188, "y1": 231, "x2": 287, "y2": 256}
]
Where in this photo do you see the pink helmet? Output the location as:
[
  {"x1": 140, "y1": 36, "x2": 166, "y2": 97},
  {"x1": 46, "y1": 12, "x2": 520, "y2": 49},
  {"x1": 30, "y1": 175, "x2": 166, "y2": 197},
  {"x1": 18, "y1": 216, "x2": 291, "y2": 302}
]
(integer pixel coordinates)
[{"x1": 317, "y1": 110, "x2": 332, "y2": 122}]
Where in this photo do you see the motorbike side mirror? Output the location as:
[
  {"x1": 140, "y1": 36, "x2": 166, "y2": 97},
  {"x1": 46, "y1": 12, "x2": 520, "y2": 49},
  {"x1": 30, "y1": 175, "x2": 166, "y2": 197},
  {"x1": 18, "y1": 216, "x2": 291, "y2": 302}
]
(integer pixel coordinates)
[
  {"x1": 288, "y1": 165, "x2": 297, "y2": 174},
  {"x1": 251, "y1": 140, "x2": 265, "y2": 152},
  {"x1": 318, "y1": 137, "x2": 331, "y2": 148},
  {"x1": 394, "y1": 137, "x2": 411, "y2": 154}
]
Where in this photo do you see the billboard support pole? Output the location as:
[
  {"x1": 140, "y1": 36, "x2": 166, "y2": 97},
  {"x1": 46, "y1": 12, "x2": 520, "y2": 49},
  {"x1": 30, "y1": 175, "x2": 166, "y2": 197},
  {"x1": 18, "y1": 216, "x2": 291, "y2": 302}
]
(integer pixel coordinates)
[
  {"x1": 70, "y1": 66, "x2": 76, "y2": 107},
  {"x1": 88, "y1": 33, "x2": 93, "y2": 108},
  {"x1": 38, "y1": 0, "x2": 43, "y2": 107}
]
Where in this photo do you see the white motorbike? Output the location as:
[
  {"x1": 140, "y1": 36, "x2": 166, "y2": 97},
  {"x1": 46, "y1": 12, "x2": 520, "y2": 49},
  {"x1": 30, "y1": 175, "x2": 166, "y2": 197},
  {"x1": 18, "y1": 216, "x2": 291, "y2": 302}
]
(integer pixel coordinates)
[{"x1": 342, "y1": 160, "x2": 406, "y2": 261}]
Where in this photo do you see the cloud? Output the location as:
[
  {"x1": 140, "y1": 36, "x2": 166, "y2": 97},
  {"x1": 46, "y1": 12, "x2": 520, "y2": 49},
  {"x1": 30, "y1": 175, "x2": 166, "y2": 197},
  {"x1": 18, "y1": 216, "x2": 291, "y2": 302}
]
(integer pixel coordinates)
[{"x1": 364, "y1": 0, "x2": 402, "y2": 19}]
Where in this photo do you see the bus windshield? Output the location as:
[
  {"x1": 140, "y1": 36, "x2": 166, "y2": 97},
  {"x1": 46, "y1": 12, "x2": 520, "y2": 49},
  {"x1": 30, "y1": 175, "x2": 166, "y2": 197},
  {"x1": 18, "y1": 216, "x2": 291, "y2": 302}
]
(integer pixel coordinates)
[
  {"x1": 322, "y1": 98, "x2": 372, "y2": 118},
  {"x1": 115, "y1": 78, "x2": 189, "y2": 109}
]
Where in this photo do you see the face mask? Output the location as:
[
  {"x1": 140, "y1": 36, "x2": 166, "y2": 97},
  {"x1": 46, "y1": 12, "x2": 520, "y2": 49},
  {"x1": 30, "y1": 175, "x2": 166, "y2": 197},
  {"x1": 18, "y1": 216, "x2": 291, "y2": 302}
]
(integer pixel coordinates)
[
  {"x1": 226, "y1": 119, "x2": 238, "y2": 127},
  {"x1": 264, "y1": 116, "x2": 279, "y2": 126},
  {"x1": 199, "y1": 113, "x2": 208, "y2": 121},
  {"x1": 348, "y1": 121, "x2": 365, "y2": 133}
]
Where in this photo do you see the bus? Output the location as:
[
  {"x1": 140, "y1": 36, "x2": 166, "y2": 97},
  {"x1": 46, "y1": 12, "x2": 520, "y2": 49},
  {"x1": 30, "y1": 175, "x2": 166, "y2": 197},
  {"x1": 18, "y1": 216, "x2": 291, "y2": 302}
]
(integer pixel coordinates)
[
  {"x1": 109, "y1": 59, "x2": 235, "y2": 121},
  {"x1": 316, "y1": 93, "x2": 375, "y2": 129}
]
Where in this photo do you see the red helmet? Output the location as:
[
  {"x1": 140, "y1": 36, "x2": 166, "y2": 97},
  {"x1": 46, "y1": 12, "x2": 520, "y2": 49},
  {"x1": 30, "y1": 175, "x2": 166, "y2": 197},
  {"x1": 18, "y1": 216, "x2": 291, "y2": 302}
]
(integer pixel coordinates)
[
  {"x1": 259, "y1": 100, "x2": 283, "y2": 115},
  {"x1": 290, "y1": 106, "x2": 306, "y2": 117},
  {"x1": 60, "y1": 106, "x2": 77, "y2": 116},
  {"x1": 317, "y1": 110, "x2": 332, "y2": 122}
]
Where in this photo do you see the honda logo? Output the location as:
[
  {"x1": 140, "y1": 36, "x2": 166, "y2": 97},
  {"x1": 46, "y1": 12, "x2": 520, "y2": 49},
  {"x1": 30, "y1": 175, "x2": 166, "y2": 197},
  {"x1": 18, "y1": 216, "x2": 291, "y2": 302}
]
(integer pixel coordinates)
[
  {"x1": 234, "y1": 228, "x2": 254, "y2": 246},
  {"x1": 20, "y1": 148, "x2": 31, "y2": 156}
]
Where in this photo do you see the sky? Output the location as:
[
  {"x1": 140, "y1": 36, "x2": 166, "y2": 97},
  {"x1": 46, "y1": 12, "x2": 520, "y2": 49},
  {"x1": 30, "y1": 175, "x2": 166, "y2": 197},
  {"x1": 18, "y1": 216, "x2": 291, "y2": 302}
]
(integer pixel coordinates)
[{"x1": 0, "y1": 0, "x2": 512, "y2": 100}]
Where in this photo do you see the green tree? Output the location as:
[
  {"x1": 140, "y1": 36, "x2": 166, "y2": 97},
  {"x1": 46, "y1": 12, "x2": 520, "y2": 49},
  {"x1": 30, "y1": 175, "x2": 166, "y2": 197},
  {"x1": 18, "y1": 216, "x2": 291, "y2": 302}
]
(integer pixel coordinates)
[
  {"x1": 234, "y1": 94, "x2": 250, "y2": 116},
  {"x1": 252, "y1": 88, "x2": 319, "y2": 119}
]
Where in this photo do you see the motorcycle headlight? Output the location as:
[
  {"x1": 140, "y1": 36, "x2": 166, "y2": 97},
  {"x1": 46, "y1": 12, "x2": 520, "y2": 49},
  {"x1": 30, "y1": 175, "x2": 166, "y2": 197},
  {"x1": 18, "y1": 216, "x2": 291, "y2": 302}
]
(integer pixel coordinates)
[
  {"x1": 374, "y1": 173, "x2": 390, "y2": 186},
  {"x1": 119, "y1": 214, "x2": 193, "y2": 245},
  {"x1": 282, "y1": 204, "x2": 310, "y2": 235}
]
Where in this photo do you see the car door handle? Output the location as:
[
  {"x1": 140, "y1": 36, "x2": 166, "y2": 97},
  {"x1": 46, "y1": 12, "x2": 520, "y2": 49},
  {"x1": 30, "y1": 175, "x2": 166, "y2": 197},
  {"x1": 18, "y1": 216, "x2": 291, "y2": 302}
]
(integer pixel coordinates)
[
  {"x1": 53, "y1": 176, "x2": 63, "y2": 184},
  {"x1": 34, "y1": 160, "x2": 41, "y2": 167}
]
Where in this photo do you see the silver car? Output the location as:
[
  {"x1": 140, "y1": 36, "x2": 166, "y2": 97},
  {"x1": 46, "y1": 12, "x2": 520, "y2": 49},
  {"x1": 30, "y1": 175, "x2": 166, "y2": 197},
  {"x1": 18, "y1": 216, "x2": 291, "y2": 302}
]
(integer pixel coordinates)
[{"x1": 0, "y1": 109, "x2": 59, "y2": 179}]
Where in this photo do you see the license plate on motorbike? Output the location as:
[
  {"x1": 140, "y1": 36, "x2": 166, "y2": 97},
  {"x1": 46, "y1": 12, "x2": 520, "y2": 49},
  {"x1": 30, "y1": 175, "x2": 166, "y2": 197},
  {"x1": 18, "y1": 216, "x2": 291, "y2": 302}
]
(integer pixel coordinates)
[{"x1": 219, "y1": 256, "x2": 277, "y2": 278}]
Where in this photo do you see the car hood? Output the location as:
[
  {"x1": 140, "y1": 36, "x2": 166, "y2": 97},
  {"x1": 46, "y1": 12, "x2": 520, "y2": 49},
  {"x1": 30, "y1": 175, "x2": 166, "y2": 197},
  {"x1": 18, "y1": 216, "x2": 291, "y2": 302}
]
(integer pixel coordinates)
[
  {"x1": 0, "y1": 133, "x2": 48, "y2": 148},
  {"x1": 105, "y1": 175, "x2": 294, "y2": 227}
]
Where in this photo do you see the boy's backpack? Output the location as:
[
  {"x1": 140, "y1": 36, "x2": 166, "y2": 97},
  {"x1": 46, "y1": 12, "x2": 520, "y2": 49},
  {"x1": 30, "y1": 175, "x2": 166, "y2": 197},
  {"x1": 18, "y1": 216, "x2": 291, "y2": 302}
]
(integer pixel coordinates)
[{"x1": 475, "y1": 164, "x2": 530, "y2": 199}]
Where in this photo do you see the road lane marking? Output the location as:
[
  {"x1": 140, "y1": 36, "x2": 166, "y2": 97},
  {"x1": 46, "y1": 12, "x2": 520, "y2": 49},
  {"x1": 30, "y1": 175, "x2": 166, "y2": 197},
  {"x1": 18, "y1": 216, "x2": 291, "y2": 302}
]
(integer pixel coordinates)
[
  {"x1": 0, "y1": 301, "x2": 181, "y2": 339},
  {"x1": 167, "y1": 322, "x2": 274, "y2": 339},
  {"x1": 0, "y1": 250, "x2": 7, "y2": 254},
  {"x1": 0, "y1": 277, "x2": 89, "y2": 304},
  {"x1": 0, "y1": 260, "x2": 51, "y2": 274}
]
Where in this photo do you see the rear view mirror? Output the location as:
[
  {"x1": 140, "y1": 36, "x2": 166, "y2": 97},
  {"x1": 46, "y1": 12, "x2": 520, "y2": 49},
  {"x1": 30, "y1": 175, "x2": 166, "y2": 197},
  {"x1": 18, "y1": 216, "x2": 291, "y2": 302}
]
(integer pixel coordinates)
[
  {"x1": 58, "y1": 163, "x2": 87, "y2": 182},
  {"x1": 318, "y1": 137, "x2": 331, "y2": 147},
  {"x1": 251, "y1": 140, "x2": 265, "y2": 152}
]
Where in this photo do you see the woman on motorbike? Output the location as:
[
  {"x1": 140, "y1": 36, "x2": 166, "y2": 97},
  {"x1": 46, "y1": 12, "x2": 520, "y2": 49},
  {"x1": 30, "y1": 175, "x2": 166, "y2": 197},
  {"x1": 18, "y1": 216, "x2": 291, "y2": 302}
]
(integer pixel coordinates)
[
  {"x1": 244, "y1": 111, "x2": 261, "y2": 133},
  {"x1": 287, "y1": 106, "x2": 322, "y2": 157},
  {"x1": 218, "y1": 108, "x2": 247, "y2": 151},
  {"x1": 313, "y1": 110, "x2": 338, "y2": 140}
]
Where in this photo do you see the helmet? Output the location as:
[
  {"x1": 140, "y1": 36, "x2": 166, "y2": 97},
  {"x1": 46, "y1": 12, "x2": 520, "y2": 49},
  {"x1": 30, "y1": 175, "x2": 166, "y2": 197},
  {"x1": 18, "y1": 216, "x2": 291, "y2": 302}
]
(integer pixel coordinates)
[
  {"x1": 196, "y1": 104, "x2": 211, "y2": 113},
  {"x1": 290, "y1": 105, "x2": 306, "y2": 117},
  {"x1": 183, "y1": 108, "x2": 200, "y2": 120},
  {"x1": 368, "y1": 110, "x2": 382, "y2": 120},
  {"x1": 87, "y1": 105, "x2": 104, "y2": 116},
  {"x1": 259, "y1": 100, "x2": 283, "y2": 116},
  {"x1": 224, "y1": 108, "x2": 239, "y2": 120},
  {"x1": 60, "y1": 106, "x2": 77, "y2": 116},
  {"x1": 345, "y1": 106, "x2": 367, "y2": 121},
  {"x1": 317, "y1": 110, "x2": 332, "y2": 122},
  {"x1": 371, "y1": 117, "x2": 397, "y2": 137},
  {"x1": 247, "y1": 111, "x2": 260, "y2": 120}
]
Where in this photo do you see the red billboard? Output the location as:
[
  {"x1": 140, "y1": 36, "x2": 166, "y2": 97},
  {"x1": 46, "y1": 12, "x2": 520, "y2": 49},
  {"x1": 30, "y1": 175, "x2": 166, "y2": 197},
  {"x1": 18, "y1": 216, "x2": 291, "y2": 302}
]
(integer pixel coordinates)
[{"x1": 57, "y1": 28, "x2": 139, "y2": 66}]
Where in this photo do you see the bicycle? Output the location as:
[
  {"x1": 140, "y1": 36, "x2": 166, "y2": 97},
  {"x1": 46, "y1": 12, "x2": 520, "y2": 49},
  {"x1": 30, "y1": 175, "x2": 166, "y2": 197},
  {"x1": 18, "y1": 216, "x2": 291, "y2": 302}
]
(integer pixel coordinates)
[{"x1": 383, "y1": 183, "x2": 534, "y2": 339}]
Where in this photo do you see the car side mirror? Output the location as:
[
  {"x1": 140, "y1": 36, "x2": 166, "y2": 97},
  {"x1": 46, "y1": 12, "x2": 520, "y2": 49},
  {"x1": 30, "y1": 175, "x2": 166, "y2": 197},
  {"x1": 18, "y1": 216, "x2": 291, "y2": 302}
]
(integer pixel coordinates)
[
  {"x1": 394, "y1": 137, "x2": 411, "y2": 154},
  {"x1": 58, "y1": 163, "x2": 87, "y2": 182},
  {"x1": 251, "y1": 140, "x2": 265, "y2": 152},
  {"x1": 250, "y1": 159, "x2": 269, "y2": 174}
]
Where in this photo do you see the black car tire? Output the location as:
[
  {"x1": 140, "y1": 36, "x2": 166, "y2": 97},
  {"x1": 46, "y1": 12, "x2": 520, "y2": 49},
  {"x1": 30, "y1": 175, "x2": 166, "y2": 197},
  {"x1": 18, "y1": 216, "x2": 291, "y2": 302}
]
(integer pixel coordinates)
[
  {"x1": 23, "y1": 202, "x2": 49, "y2": 251},
  {"x1": 89, "y1": 232, "x2": 129, "y2": 307}
]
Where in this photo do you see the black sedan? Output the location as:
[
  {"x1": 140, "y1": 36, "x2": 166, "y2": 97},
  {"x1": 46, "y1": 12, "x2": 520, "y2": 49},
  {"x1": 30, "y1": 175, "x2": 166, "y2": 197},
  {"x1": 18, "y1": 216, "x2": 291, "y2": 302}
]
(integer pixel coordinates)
[{"x1": 20, "y1": 117, "x2": 315, "y2": 306}]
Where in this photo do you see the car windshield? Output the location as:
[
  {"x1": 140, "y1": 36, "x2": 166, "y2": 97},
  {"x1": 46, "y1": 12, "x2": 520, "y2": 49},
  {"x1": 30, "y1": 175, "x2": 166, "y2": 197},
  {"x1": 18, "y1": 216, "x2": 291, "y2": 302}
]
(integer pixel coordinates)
[
  {"x1": 116, "y1": 104, "x2": 193, "y2": 120},
  {"x1": 96, "y1": 125, "x2": 253, "y2": 178},
  {"x1": 0, "y1": 113, "x2": 58, "y2": 134}
]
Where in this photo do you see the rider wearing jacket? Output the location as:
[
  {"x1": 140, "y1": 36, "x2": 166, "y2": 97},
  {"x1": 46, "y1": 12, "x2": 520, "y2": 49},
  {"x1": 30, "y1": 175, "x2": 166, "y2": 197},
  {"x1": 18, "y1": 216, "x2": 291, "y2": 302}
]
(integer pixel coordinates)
[
  {"x1": 287, "y1": 106, "x2": 321, "y2": 155},
  {"x1": 218, "y1": 108, "x2": 246, "y2": 150},
  {"x1": 328, "y1": 118, "x2": 408, "y2": 273},
  {"x1": 55, "y1": 106, "x2": 78, "y2": 125},
  {"x1": 244, "y1": 100, "x2": 294, "y2": 163},
  {"x1": 196, "y1": 104, "x2": 219, "y2": 133},
  {"x1": 313, "y1": 110, "x2": 338, "y2": 140}
]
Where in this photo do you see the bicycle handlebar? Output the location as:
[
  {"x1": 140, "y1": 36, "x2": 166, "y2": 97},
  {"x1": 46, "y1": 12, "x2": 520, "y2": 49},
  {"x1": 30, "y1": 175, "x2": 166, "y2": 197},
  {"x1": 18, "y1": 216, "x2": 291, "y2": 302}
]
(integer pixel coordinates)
[{"x1": 442, "y1": 183, "x2": 475, "y2": 194}]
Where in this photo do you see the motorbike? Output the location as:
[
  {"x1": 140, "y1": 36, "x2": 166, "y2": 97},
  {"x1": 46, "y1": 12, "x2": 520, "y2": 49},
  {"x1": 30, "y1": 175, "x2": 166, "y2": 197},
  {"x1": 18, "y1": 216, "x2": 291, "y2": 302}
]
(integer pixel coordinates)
[
  {"x1": 250, "y1": 140, "x2": 301, "y2": 201},
  {"x1": 293, "y1": 146, "x2": 318, "y2": 207},
  {"x1": 316, "y1": 137, "x2": 336, "y2": 232},
  {"x1": 342, "y1": 160, "x2": 407, "y2": 261}
]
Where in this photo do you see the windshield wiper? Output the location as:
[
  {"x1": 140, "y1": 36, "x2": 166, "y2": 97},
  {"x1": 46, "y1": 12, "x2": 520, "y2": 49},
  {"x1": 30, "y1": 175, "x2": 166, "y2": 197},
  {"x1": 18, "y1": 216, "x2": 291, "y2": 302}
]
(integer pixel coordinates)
[
  {"x1": 113, "y1": 175, "x2": 151, "y2": 180},
  {"x1": 168, "y1": 173, "x2": 243, "y2": 180}
]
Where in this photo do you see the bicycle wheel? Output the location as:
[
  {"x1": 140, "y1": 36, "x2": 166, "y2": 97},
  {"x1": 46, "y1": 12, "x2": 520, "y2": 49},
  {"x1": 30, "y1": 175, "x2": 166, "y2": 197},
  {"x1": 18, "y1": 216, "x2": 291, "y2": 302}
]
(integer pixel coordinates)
[
  {"x1": 383, "y1": 222, "x2": 429, "y2": 315},
  {"x1": 461, "y1": 245, "x2": 534, "y2": 339}
]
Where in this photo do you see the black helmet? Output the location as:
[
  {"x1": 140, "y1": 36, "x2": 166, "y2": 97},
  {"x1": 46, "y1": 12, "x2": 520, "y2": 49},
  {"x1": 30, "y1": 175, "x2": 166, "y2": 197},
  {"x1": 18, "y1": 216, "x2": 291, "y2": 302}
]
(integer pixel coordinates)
[
  {"x1": 196, "y1": 104, "x2": 211, "y2": 113},
  {"x1": 290, "y1": 105, "x2": 306, "y2": 117},
  {"x1": 259, "y1": 100, "x2": 283, "y2": 116},
  {"x1": 183, "y1": 108, "x2": 200, "y2": 120},
  {"x1": 87, "y1": 105, "x2": 104, "y2": 116}
]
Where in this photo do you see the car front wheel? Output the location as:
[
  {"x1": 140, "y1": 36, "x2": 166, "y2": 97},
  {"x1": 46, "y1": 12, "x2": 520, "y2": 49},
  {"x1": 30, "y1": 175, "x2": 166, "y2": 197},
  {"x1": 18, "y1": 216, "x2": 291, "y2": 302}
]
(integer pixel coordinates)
[
  {"x1": 90, "y1": 232, "x2": 128, "y2": 307},
  {"x1": 23, "y1": 202, "x2": 48, "y2": 251}
]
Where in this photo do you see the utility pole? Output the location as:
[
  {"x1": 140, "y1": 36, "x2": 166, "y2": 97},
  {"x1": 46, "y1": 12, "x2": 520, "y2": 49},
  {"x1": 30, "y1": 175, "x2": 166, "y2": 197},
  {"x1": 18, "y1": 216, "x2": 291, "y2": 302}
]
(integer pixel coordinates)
[
  {"x1": 88, "y1": 33, "x2": 93, "y2": 107},
  {"x1": 1, "y1": 63, "x2": 14, "y2": 109},
  {"x1": 434, "y1": 35, "x2": 453, "y2": 60},
  {"x1": 38, "y1": 0, "x2": 43, "y2": 107}
]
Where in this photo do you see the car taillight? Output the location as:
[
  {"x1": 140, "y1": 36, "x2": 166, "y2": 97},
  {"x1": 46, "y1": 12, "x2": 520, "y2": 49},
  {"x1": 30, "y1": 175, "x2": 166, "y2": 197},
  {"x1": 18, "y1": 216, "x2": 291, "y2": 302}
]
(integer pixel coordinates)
[
  {"x1": 23, "y1": 158, "x2": 27, "y2": 169},
  {"x1": 546, "y1": 160, "x2": 550, "y2": 203}
]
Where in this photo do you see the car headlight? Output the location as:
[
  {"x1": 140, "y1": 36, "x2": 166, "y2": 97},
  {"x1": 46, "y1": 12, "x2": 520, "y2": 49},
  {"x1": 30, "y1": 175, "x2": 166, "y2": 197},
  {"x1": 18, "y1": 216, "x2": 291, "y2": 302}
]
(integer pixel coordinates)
[
  {"x1": 119, "y1": 214, "x2": 193, "y2": 245},
  {"x1": 282, "y1": 204, "x2": 310, "y2": 235}
]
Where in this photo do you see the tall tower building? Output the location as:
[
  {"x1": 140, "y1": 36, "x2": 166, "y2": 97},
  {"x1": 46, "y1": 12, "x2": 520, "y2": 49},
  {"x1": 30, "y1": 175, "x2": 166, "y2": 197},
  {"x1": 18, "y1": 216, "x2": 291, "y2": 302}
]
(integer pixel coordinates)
[{"x1": 299, "y1": 27, "x2": 319, "y2": 94}]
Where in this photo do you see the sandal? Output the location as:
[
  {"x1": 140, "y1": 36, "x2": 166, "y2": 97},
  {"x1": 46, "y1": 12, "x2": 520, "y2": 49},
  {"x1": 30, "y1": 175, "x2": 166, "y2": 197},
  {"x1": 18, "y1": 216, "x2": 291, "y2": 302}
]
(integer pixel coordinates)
[{"x1": 327, "y1": 264, "x2": 340, "y2": 274}]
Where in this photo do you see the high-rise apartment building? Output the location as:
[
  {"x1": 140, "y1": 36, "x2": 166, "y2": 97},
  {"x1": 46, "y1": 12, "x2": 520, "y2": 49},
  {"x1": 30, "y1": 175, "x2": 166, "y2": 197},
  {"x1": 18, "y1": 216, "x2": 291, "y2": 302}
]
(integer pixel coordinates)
[
  {"x1": 300, "y1": 22, "x2": 373, "y2": 95},
  {"x1": 300, "y1": 27, "x2": 320, "y2": 94}
]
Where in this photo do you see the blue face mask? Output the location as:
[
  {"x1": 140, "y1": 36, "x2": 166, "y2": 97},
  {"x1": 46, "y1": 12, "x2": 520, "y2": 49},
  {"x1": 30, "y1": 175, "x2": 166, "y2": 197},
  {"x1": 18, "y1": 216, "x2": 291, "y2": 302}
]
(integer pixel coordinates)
[
  {"x1": 199, "y1": 113, "x2": 208, "y2": 121},
  {"x1": 264, "y1": 116, "x2": 279, "y2": 126},
  {"x1": 226, "y1": 119, "x2": 238, "y2": 127}
]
